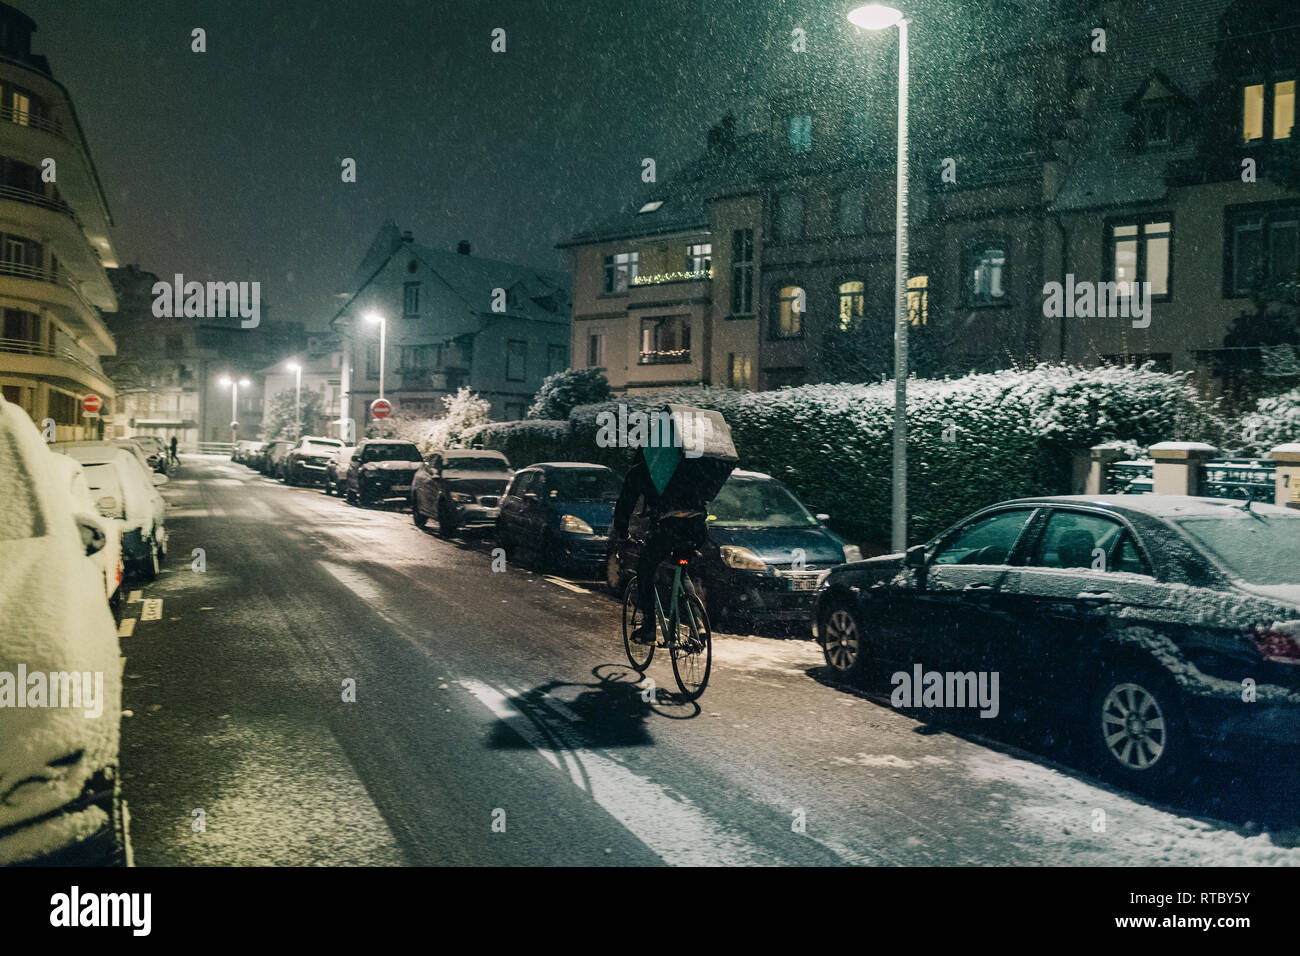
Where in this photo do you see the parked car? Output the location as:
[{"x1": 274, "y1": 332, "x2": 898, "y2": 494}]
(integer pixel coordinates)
[
  {"x1": 323, "y1": 446, "x2": 355, "y2": 495},
  {"x1": 344, "y1": 439, "x2": 423, "y2": 506},
  {"x1": 0, "y1": 397, "x2": 127, "y2": 865},
  {"x1": 48, "y1": 453, "x2": 124, "y2": 623},
  {"x1": 125, "y1": 435, "x2": 169, "y2": 474},
  {"x1": 262, "y1": 439, "x2": 295, "y2": 478},
  {"x1": 496, "y1": 462, "x2": 618, "y2": 571},
  {"x1": 243, "y1": 441, "x2": 270, "y2": 470},
  {"x1": 812, "y1": 494, "x2": 1300, "y2": 786},
  {"x1": 232, "y1": 439, "x2": 257, "y2": 464},
  {"x1": 605, "y1": 469, "x2": 858, "y2": 624},
  {"x1": 283, "y1": 436, "x2": 345, "y2": 485},
  {"x1": 411, "y1": 449, "x2": 513, "y2": 536},
  {"x1": 52, "y1": 442, "x2": 169, "y2": 581}
]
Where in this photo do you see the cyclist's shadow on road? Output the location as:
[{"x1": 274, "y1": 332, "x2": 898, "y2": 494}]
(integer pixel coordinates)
[{"x1": 484, "y1": 666, "x2": 703, "y2": 756}]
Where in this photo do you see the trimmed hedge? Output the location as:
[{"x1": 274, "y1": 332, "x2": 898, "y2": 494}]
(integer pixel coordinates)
[
  {"x1": 468, "y1": 365, "x2": 1226, "y2": 547},
  {"x1": 1238, "y1": 387, "x2": 1300, "y2": 455}
]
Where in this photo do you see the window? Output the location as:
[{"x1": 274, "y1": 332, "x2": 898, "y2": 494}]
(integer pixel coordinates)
[
  {"x1": 729, "y1": 352, "x2": 754, "y2": 390},
  {"x1": 773, "y1": 285, "x2": 805, "y2": 338},
  {"x1": 11, "y1": 90, "x2": 29, "y2": 125},
  {"x1": 773, "y1": 191, "x2": 804, "y2": 242},
  {"x1": 506, "y1": 340, "x2": 526, "y2": 381},
  {"x1": 788, "y1": 114, "x2": 812, "y2": 154},
  {"x1": 686, "y1": 242, "x2": 712, "y2": 276},
  {"x1": 1226, "y1": 203, "x2": 1300, "y2": 296},
  {"x1": 838, "y1": 281, "x2": 866, "y2": 330},
  {"x1": 2, "y1": 307, "x2": 38, "y2": 343},
  {"x1": 907, "y1": 275, "x2": 929, "y2": 326},
  {"x1": 1030, "y1": 511, "x2": 1150, "y2": 575},
  {"x1": 366, "y1": 344, "x2": 380, "y2": 379},
  {"x1": 968, "y1": 242, "x2": 1007, "y2": 305},
  {"x1": 1242, "y1": 79, "x2": 1295, "y2": 142},
  {"x1": 547, "y1": 343, "x2": 567, "y2": 375},
  {"x1": 730, "y1": 229, "x2": 754, "y2": 315},
  {"x1": 836, "y1": 186, "x2": 865, "y2": 235},
  {"x1": 587, "y1": 332, "x2": 605, "y2": 368},
  {"x1": 1140, "y1": 102, "x2": 1174, "y2": 147},
  {"x1": 1105, "y1": 217, "x2": 1171, "y2": 298},
  {"x1": 403, "y1": 282, "x2": 420, "y2": 317},
  {"x1": 602, "y1": 251, "x2": 638, "y2": 294},
  {"x1": 639, "y1": 316, "x2": 690, "y2": 364},
  {"x1": 401, "y1": 344, "x2": 439, "y2": 371},
  {"x1": 931, "y1": 509, "x2": 1035, "y2": 566}
]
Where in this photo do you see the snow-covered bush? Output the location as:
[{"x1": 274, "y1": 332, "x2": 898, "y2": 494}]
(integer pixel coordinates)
[
  {"x1": 423, "y1": 387, "x2": 492, "y2": 452},
  {"x1": 527, "y1": 368, "x2": 611, "y2": 420},
  {"x1": 1237, "y1": 387, "x2": 1300, "y2": 455},
  {"x1": 462, "y1": 419, "x2": 570, "y2": 468}
]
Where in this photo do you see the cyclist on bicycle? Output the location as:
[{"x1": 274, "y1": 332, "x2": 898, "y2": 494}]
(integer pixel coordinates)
[{"x1": 612, "y1": 447, "x2": 710, "y2": 646}]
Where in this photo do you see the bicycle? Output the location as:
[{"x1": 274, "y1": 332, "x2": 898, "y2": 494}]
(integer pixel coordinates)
[{"x1": 621, "y1": 551, "x2": 712, "y2": 701}]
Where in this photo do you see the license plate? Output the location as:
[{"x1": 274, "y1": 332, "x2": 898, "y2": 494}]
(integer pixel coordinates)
[
  {"x1": 393, "y1": 484, "x2": 411, "y2": 492},
  {"x1": 787, "y1": 575, "x2": 820, "y2": 592}
]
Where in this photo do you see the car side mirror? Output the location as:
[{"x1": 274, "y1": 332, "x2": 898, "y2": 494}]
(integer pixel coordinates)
[
  {"x1": 904, "y1": 544, "x2": 927, "y2": 569},
  {"x1": 151, "y1": 472, "x2": 169, "y2": 486},
  {"x1": 77, "y1": 514, "x2": 107, "y2": 557}
]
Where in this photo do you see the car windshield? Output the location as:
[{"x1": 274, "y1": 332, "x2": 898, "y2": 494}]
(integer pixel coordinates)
[
  {"x1": 1173, "y1": 512, "x2": 1300, "y2": 586},
  {"x1": 444, "y1": 456, "x2": 508, "y2": 472},
  {"x1": 365, "y1": 443, "x2": 422, "y2": 463},
  {"x1": 707, "y1": 478, "x2": 820, "y2": 529},
  {"x1": 546, "y1": 469, "x2": 620, "y2": 501}
]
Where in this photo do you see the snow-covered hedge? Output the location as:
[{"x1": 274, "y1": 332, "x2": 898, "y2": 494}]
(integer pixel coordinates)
[
  {"x1": 474, "y1": 366, "x2": 1220, "y2": 545},
  {"x1": 463, "y1": 419, "x2": 571, "y2": 468},
  {"x1": 1238, "y1": 387, "x2": 1300, "y2": 456}
]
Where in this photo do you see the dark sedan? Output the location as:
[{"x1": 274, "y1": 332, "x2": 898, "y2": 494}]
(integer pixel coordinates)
[
  {"x1": 496, "y1": 463, "x2": 619, "y2": 572},
  {"x1": 606, "y1": 469, "x2": 859, "y2": 624},
  {"x1": 344, "y1": 439, "x2": 423, "y2": 506},
  {"x1": 411, "y1": 449, "x2": 513, "y2": 536},
  {"x1": 812, "y1": 495, "x2": 1300, "y2": 787}
]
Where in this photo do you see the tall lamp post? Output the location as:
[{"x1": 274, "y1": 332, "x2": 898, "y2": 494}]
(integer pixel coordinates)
[
  {"x1": 286, "y1": 361, "x2": 302, "y2": 437},
  {"x1": 365, "y1": 311, "x2": 386, "y2": 404},
  {"x1": 219, "y1": 375, "x2": 251, "y2": 444},
  {"x1": 849, "y1": 3, "x2": 910, "y2": 552}
]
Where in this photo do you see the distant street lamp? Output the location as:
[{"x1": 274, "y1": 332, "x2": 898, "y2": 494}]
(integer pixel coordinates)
[
  {"x1": 849, "y1": 2, "x2": 910, "y2": 553},
  {"x1": 365, "y1": 311, "x2": 386, "y2": 403},
  {"x1": 219, "y1": 375, "x2": 252, "y2": 444},
  {"x1": 286, "y1": 361, "x2": 302, "y2": 437}
]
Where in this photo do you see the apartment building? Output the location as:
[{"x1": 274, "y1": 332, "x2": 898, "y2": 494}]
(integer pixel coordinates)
[{"x1": 0, "y1": 2, "x2": 118, "y2": 438}]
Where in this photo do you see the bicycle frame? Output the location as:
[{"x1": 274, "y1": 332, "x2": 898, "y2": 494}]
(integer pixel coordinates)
[{"x1": 650, "y1": 560, "x2": 697, "y2": 646}]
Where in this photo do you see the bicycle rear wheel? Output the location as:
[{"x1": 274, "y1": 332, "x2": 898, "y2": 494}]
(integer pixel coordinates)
[
  {"x1": 670, "y1": 591, "x2": 711, "y2": 700},
  {"x1": 622, "y1": 575, "x2": 654, "y2": 672}
]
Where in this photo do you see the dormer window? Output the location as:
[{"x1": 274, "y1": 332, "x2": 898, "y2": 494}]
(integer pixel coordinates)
[{"x1": 1141, "y1": 102, "x2": 1173, "y2": 146}]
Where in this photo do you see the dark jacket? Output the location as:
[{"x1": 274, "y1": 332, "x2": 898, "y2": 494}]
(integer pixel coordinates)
[{"x1": 613, "y1": 454, "x2": 711, "y2": 541}]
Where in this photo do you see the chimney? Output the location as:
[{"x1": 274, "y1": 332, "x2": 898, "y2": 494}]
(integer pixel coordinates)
[
  {"x1": 401, "y1": 231, "x2": 414, "y2": 243},
  {"x1": 456, "y1": 240, "x2": 472, "y2": 256}
]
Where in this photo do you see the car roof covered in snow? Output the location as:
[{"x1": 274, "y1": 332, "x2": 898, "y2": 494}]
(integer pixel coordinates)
[{"x1": 999, "y1": 494, "x2": 1296, "y2": 520}]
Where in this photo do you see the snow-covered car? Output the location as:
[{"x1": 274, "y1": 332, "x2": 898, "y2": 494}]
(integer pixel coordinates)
[
  {"x1": 322, "y1": 446, "x2": 354, "y2": 496},
  {"x1": 283, "y1": 436, "x2": 345, "y2": 486},
  {"x1": 262, "y1": 439, "x2": 294, "y2": 478},
  {"x1": 52, "y1": 442, "x2": 168, "y2": 581},
  {"x1": 412, "y1": 449, "x2": 513, "y2": 535},
  {"x1": 344, "y1": 439, "x2": 423, "y2": 506},
  {"x1": 47, "y1": 453, "x2": 124, "y2": 624},
  {"x1": 0, "y1": 397, "x2": 127, "y2": 865},
  {"x1": 813, "y1": 495, "x2": 1300, "y2": 788},
  {"x1": 123, "y1": 435, "x2": 169, "y2": 474}
]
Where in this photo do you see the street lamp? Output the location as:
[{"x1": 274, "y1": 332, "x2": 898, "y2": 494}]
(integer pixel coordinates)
[
  {"x1": 286, "y1": 361, "x2": 302, "y2": 437},
  {"x1": 849, "y1": 2, "x2": 910, "y2": 552},
  {"x1": 365, "y1": 311, "x2": 386, "y2": 402},
  {"x1": 218, "y1": 375, "x2": 251, "y2": 444}
]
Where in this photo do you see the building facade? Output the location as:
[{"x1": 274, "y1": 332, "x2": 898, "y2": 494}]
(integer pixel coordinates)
[
  {"x1": 563, "y1": 0, "x2": 1298, "y2": 396},
  {"x1": 333, "y1": 223, "x2": 571, "y2": 431},
  {"x1": 0, "y1": 2, "x2": 118, "y2": 439}
]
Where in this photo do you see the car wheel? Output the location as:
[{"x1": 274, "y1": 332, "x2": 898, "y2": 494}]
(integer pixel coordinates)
[
  {"x1": 346, "y1": 484, "x2": 357, "y2": 504},
  {"x1": 437, "y1": 500, "x2": 458, "y2": 537},
  {"x1": 412, "y1": 493, "x2": 428, "y2": 527},
  {"x1": 1089, "y1": 663, "x2": 1188, "y2": 789},
  {"x1": 109, "y1": 586, "x2": 123, "y2": 626},
  {"x1": 821, "y1": 600, "x2": 869, "y2": 681}
]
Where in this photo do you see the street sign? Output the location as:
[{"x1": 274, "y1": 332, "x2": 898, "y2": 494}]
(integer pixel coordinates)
[
  {"x1": 81, "y1": 394, "x2": 102, "y2": 416},
  {"x1": 370, "y1": 398, "x2": 393, "y2": 420}
]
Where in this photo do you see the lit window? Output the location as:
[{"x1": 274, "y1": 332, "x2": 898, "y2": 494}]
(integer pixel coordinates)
[
  {"x1": 686, "y1": 242, "x2": 712, "y2": 275},
  {"x1": 11, "y1": 92, "x2": 29, "y2": 125},
  {"x1": 729, "y1": 352, "x2": 754, "y2": 390},
  {"x1": 788, "y1": 115, "x2": 812, "y2": 154},
  {"x1": 639, "y1": 316, "x2": 690, "y2": 364},
  {"x1": 1243, "y1": 80, "x2": 1295, "y2": 142},
  {"x1": 969, "y1": 244, "x2": 1007, "y2": 305},
  {"x1": 774, "y1": 285, "x2": 805, "y2": 338},
  {"x1": 838, "y1": 281, "x2": 866, "y2": 330},
  {"x1": 1275, "y1": 80, "x2": 1295, "y2": 140},
  {"x1": 906, "y1": 276, "x2": 928, "y2": 326},
  {"x1": 1105, "y1": 217, "x2": 1170, "y2": 298},
  {"x1": 602, "y1": 252, "x2": 638, "y2": 294}
]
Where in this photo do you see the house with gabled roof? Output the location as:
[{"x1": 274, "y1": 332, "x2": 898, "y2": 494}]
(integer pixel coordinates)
[{"x1": 331, "y1": 223, "x2": 571, "y2": 430}]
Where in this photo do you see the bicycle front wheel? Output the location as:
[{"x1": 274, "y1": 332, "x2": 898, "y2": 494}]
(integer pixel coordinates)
[
  {"x1": 670, "y1": 591, "x2": 712, "y2": 701},
  {"x1": 622, "y1": 575, "x2": 654, "y2": 672}
]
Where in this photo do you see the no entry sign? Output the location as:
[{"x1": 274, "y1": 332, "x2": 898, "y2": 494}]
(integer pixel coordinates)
[
  {"x1": 370, "y1": 398, "x2": 392, "y2": 420},
  {"x1": 81, "y1": 394, "x2": 102, "y2": 416}
]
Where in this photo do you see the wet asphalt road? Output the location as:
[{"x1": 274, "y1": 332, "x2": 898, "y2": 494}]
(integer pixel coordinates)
[{"x1": 115, "y1": 456, "x2": 1300, "y2": 866}]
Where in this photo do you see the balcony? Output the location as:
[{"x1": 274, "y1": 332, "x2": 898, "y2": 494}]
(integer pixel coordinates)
[
  {"x1": 0, "y1": 103, "x2": 65, "y2": 140},
  {"x1": 637, "y1": 347, "x2": 692, "y2": 366},
  {"x1": 0, "y1": 335, "x2": 112, "y2": 393},
  {"x1": 0, "y1": 183, "x2": 80, "y2": 225},
  {"x1": 0, "y1": 260, "x2": 110, "y2": 347},
  {"x1": 631, "y1": 268, "x2": 711, "y2": 288}
]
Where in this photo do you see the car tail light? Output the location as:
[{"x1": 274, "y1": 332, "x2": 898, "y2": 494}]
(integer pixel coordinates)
[{"x1": 1250, "y1": 624, "x2": 1300, "y2": 664}]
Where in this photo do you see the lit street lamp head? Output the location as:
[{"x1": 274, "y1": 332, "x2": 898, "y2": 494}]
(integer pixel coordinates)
[
  {"x1": 848, "y1": 3, "x2": 904, "y2": 29},
  {"x1": 364, "y1": 311, "x2": 384, "y2": 325}
]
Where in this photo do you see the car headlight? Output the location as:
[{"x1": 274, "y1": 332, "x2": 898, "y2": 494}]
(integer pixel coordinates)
[
  {"x1": 842, "y1": 545, "x2": 862, "y2": 563},
  {"x1": 720, "y1": 545, "x2": 767, "y2": 571},
  {"x1": 561, "y1": 514, "x2": 594, "y2": 534},
  {"x1": 450, "y1": 492, "x2": 475, "y2": 503}
]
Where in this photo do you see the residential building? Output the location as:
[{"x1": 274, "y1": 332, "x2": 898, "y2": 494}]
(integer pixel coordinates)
[
  {"x1": 0, "y1": 1, "x2": 118, "y2": 438},
  {"x1": 256, "y1": 332, "x2": 344, "y2": 438},
  {"x1": 562, "y1": 0, "x2": 1299, "y2": 395},
  {"x1": 332, "y1": 224, "x2": 571, "y2": 430}
]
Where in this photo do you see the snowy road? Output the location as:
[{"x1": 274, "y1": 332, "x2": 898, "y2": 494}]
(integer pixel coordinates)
[{"x1": 115, "y1": 456, "x2": 1300, "y2": 866}]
